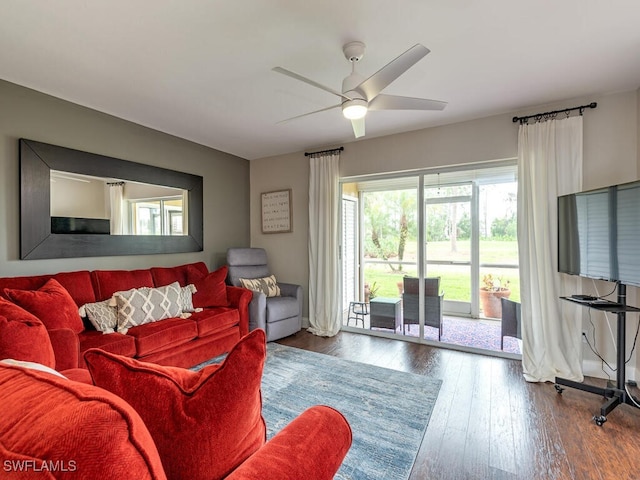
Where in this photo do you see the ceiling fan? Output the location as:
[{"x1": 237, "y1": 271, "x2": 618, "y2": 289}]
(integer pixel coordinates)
[{"x1": 273, "y1": 41, "x2": 447, "y2": 138}]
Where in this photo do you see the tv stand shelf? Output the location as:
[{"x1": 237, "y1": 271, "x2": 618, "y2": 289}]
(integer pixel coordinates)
[
  {"x1": 561, "y1": 296, "x2": 640, "y2": 312},
  {"x1": 555, "y1": 284, "x2": 640, "y2": 426}
]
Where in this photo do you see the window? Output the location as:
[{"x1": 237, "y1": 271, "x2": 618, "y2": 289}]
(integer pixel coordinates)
[{"x1": 130, "y1": 197, "x2": 184, "y2": 235}]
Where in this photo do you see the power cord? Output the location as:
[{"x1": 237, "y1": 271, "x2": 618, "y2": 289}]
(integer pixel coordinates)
[
  {"x1": 625, "y1": 315, "x2": 640, "y2": 364},
  {"x1": 587, "y1": 279, "x2": 640, "y2": 394},
  {"x1": 583, "y1": 311, "x2": 616, "y2": 375},
  {"x1": 625, "y1": 383, "x2": 640, "y2": 408},
  {"x1": 597, "y1": 281, "x2": 619, "y2": 300}
]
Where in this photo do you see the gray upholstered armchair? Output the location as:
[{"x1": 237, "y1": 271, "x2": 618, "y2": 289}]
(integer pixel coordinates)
[{"x1": 226, "y1": 248, "x2": 303, "y2": 342}]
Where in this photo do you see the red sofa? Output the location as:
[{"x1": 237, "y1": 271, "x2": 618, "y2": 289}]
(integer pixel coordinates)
[
  {"x1": 0, "y1": 262, "x2": 252, "y2": 379},
  {"x1": 0, "y1": 329, "x2": 353, "y2": 480}
]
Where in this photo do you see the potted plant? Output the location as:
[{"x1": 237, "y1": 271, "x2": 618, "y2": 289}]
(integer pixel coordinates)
[
  {"x1": 364, "y1": 281, "x2": 380, "y2": 303},
  {"x1": 479, "y1": 274, "x2": 511, "y2": 318}
]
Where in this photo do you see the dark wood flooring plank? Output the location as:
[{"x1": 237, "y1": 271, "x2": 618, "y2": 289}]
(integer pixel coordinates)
[
  {"x1": 504, "y1": 359, "x2": 542, "y2": 480},
  {"x1": 276, "y1": 330, "x2": 640, "y2": 480},
  {"x1": 488, "y1": 358, "x2": 518, "y2": 476},
  {"x1": 460, "y1": 355, "x2": 493, "y2": 479}
]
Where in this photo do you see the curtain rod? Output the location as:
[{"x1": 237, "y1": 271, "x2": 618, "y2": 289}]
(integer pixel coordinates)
[
  {"x1": 512, "y1": 102, "x2": 597, "y2": 124},
  {"x1": 304, "y1": 146, "x2": 344, "y2": 157}
]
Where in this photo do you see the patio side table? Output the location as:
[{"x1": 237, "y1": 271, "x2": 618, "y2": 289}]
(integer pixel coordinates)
[{"x1": 369, "y1": 297, "x2": 401, "y2": 332}]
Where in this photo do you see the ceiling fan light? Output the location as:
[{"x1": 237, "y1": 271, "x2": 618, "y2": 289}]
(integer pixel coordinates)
[{"x1": 342, "y1": 99, "x2": 368, "y2": 120}]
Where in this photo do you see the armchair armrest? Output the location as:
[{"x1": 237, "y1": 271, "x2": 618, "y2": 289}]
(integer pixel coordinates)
[
  {"x1": 248, "y1": 291, "x2": 267, "y2": 332},
  {"x1": 277, "y1": 282, "x2": 301, "y2": 298},
  {"x1": 226, "y1": 406, "x2": 352, "y2": 480},
  {"x1": 226, "y1": 286, "x2": 253, "y2": 337},
  {"x1": 277, "y1": 282, "x2": 303, "y2": 318},
  {"x1": 48, "y1": 328, "x2": 80, "y2": 371}
]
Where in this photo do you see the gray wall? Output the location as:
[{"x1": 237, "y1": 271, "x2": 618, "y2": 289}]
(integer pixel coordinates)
[
  {"x1": 0, "y1": 79, "x2": 250, "y2": 276},
  {"x1": 251, "y1": 89, "x2": 640, "y2": 379}
]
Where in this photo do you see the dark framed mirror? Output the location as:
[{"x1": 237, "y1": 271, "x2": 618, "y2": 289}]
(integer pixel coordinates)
[{"x1": 20, "y1": 139, "x2": 203, "y2": 259}]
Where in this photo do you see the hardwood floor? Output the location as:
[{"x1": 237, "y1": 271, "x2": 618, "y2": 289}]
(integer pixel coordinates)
[{"x1": 276, "y1": 330, "x2": 640, "y2": 480}]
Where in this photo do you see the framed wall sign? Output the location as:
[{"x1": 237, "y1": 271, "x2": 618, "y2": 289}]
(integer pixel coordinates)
[{"x1": 261, "y1": 189, "x2": 292, "y2": 234}]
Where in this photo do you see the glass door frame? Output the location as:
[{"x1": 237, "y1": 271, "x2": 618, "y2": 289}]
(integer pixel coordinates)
[{"x1": 422, "y1": 181, "x2": 477, "y2": 317}]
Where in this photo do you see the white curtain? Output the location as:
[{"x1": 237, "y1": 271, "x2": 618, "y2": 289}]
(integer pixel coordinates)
[
  {"x1": 518, "y1": 115, "x2": 584, "y2": 383},
  {"x1": 182, "y1": 189, "x2": 189, "y2": 235},
  {"x1": 308, "y1": 151, "x2": 341, "y2": 337},
  {"x1": 109, "y1": 182, "x2": 125, "y2": 235}
]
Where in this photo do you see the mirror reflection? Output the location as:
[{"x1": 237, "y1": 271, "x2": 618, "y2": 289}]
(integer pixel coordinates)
[{"x1": 50, "y1": 170, "x2": 187, "y2": 236}]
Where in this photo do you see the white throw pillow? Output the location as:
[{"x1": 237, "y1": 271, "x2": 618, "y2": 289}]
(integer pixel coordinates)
[
  {"x1": 239, "y1": 275, "x2": 281, "y2": 297},
  {"x1": 112, "y1": 282, "x2": 183, "y2": 334},
  {"x1": 1, "y1": 359, "x2": 67, "y2": 378},
  {"x1": 79, "y1": 299, "x2": 118, "y2": 334}
]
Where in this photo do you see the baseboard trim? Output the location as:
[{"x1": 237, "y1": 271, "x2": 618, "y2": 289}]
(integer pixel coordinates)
[{"x1": 583, "y1": 358, "x2": 637, "y2": 382}]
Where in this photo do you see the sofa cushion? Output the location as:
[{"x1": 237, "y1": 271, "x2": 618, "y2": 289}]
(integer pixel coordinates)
[
  {"x1": 0, "y1": 363, "x2": 167, "y2": 480},
  {"x1": 240, "y1": 275, "x2": 281, "y2": 297},
  {"x1": 0, "y1": 271, "x2": 96, "y2": 307},
  {"x1": 91, "y1": 269, "x2": 155, "y2": 301},
  {"x1": 112, "y1": 282, "x2": 183, "y2": 334},
  {"x1": 0, "y1": 299, "x2": 55, "y2": 368},
  {"x1": 191, "y1": 307, "x2": 240, "y2": 337},
  {"x1": 51, "y1": 270, "x2": 97, "y2": 306},
  {"x1": 4, "y1": 278, "x2": 84, "y2": 333},
  {"x1": 126, "y1": 317, "x2": 198, "y2": 357},
  {"x1": 0, "y1": 274, "x2": 51, "y2": 300},
  {"x1": 60, "y1": 367, "x2": 93, "y2": 384},
  {"x1": 187, "y1": 265, "x2": 229, "y2": 308},
  {"x1": 150, "y1": 262, "x2": 208, "y2": 288},
  {"x1": 79, "y1": 330, "x2": 137, "y2": 362},
  {"x1": 85, "y1": 329, "x2": 267, "y2": 480},
  {"x1": 48, "y1": 328, "x2": 80, "y2": 371}
]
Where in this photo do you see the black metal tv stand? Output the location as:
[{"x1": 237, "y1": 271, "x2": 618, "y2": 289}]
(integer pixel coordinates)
[{"x1": 555, "y1": 283, "x2": 640, "y2": 426}]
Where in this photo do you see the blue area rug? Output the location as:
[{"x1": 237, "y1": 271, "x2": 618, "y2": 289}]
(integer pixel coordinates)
[{"x1": 195, "y1": 343, "x2": 441, "y2": 480}]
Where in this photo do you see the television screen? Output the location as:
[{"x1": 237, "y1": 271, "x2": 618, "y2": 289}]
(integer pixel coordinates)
[{"x1": 558, "y1": 180, "x2": 640, "y2": 287}]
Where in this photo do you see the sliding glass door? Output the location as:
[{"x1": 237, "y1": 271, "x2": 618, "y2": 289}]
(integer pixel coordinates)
[
  {"x1": 423, "y1": 183, "x2": 473, "y2": 319},
  {"x1": 340, "y1": 162, "x2": 519, "y2": 353}
]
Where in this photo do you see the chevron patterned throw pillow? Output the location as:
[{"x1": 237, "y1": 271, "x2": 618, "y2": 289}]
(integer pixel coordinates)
[{"x1": 239, "y1": 275, "x2": 281, "y2": 297}]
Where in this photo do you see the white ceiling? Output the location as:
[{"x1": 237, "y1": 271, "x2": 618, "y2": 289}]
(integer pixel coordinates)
[{"x1": 2, "y1": 1, "x2": 640, "y2": 160}]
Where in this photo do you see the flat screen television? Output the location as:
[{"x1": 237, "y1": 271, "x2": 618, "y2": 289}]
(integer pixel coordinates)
[{"x1": 558, "y1": 179, "x2": 640, "y2": 287}]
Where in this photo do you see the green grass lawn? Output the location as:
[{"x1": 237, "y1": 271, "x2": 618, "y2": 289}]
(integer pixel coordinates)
[{"x1": 363, "y1": 240, "x2": 520, "y2": 303}]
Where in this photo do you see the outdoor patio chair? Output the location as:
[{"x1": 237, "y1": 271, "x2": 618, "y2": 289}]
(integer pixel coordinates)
[
  {"x1": 500, "y1": 297, "x2": 521, "y2": 349},
  {"x1": 402, "y1": 277, "x2": 444, "y2": 340}
]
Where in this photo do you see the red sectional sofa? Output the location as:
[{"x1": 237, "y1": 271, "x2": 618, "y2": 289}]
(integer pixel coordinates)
[
  {"x1": 0, "y1": 322, "x2": 352, "y2": 480},
  {"x1": 0, "y1": 261, "x2": 252, "y2": 378}
]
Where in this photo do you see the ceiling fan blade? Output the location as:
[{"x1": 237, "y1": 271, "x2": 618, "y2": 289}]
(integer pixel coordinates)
[
  {"x1": 369, "y1": 94, "x2": 447, "y2": 111},
  {"x1": 277, "y1": 103, "x2": 341, "y2": 124},
  {"x1": 357, "y1": 44, "x2": 430, "y2": 101},
  {"x1": 351, "y1": 117, "x2": 365, "y2": 138},
  {"x1": 273, "y1": 67, "x2": 352, "y2": 101}
]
